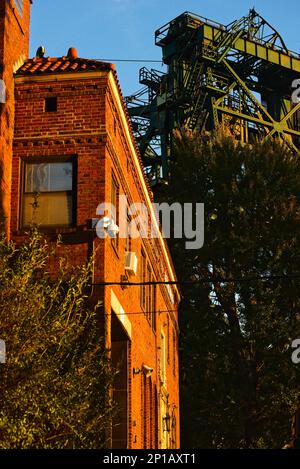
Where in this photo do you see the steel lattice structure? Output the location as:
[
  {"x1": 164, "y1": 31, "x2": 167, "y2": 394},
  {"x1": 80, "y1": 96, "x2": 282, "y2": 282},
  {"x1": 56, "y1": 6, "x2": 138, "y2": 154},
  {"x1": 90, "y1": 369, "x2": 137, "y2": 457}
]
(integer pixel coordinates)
[{"x1": 126, "y1": 9, "x2": 300, "y2": 184}]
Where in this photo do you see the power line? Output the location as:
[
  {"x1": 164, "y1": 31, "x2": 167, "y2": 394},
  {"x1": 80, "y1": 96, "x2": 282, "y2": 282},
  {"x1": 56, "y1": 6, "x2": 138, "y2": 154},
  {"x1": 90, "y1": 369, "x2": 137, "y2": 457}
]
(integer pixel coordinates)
[
  {"x1": 93, "y1": 273, "x2": 300, "y2": 287},
  {"x1": 108, "y1": 309, "x2": 178, "y2": 317},
  {"x1": 96, "y1": 275, "x2": 300, "y2": 317},
  {"x1": 95, "y1": 58, "x2": 163, "y2": 64}
]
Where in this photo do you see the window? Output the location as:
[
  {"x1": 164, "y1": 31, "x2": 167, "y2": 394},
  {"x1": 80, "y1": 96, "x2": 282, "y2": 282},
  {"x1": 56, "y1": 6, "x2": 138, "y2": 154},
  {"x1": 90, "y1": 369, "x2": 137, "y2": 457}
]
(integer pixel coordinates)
[
  {"x1": 167, "y1": 316, "x2": 170, "y2": 364},
  {"x1": 146, "y1": 264, "x2": 152, "y2": 323},
  {"x1": 14, "y1": 0, "x2": 23, "y2": 15},
  {"x1": 125, "y1": 210, "x2": 132, "y2": 253},
  {"x1": 140, "y1": 252, "x2": 157, "y2": 329},
  {"x1": 151, "y1": 279, "x2": 156, "y2": 332},
  {"x1": 154, "y1": 385, "x2": 159, "y2": 449},
  {"x1": 140, "y1": 250, "x2": 146, "y2": 310},
  {"x1": 140, "y1": 255, "x2": 156, "y2": 330},
  {"x1": 111, "y1": 175, "x2": 118, "y2": 222},
  {"x1": 164, "y1": 273, "x2": 175, "y2": 305},
  {"x1": 22, "y1": 160, "x2": 75, "y2": 227},
  {"x1": 171, "y1": 415, "x2": 177, "y2": 449},
  {"x1": 142, "y1": 375, "x2": 152, "y2": 449},
  {"x1": 111, "y1": 312, "x2": 129, "y2": 449},
  {"x1": 45, "y1": 97, "x2": 57, "y2": 113},
  {"x1": 172, "y1": 328, "x2": 176, "y2": 376},
  {"x1": 160, "y1": 331, "x2": 166, "y2": 386},
  {"x1": 111, "y1": 174, "x2": 119, "y2": 248}
]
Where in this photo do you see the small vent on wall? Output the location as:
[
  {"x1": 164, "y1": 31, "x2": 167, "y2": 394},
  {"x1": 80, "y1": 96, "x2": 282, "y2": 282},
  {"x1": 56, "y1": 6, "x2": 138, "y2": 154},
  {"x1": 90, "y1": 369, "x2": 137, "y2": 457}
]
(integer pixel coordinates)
[
  {"x1": 125, "y1": 252, "x2": 138, "y2": 276},
  {"x1": 45, "y1": 97, "x2": 57, "y2": 113}
]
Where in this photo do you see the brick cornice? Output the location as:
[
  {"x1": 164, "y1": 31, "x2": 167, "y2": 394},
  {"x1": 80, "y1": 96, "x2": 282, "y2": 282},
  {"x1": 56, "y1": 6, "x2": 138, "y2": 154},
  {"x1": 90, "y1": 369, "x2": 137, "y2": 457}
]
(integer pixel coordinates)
[
  {"x1": 14, "y1": 71, "x2": 108, "y2": 83},
  {"x1": 13, "y1": 131, "x2": 107, "y2": 145}
]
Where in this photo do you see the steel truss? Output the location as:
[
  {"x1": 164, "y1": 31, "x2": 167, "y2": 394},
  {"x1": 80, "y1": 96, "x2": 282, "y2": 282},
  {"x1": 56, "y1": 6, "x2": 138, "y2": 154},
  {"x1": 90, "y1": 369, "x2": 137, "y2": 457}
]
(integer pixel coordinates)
[{"x1": 126, "y1": 9, "x2": 300, "y2": 184}]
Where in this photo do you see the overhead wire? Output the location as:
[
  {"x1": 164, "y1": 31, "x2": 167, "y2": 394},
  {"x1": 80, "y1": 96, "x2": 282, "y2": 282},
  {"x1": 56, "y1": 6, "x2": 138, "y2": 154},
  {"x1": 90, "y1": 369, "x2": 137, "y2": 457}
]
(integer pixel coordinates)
[
  {"x1": 93, "y1": 273, "x2": 300, "y2": 287},
  {"x1": 94, "y1": 275, "x2": 300, "y2": 317},
  {"x1": 107, "y1": 309, "x2": 178, "y2": 317},
  {"x1": 95, "y1": 58, "x2": 164, "y2": 63}
]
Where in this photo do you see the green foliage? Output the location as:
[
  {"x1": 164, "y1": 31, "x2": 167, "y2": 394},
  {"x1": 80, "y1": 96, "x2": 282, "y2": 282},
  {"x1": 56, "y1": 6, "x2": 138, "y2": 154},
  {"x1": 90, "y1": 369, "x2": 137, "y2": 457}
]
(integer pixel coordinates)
[
  {"x1": 0, "y1": 229, "x2": 115, "y2": 449},
  {"x1": 163, "y1": 131, "x2": 300, "y2": 448}
]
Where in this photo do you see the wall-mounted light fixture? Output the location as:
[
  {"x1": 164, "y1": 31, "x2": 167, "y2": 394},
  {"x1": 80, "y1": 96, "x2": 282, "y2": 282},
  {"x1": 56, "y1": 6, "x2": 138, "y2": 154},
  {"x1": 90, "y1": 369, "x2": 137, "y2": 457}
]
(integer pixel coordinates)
[
  {"x1": 162, "y1": 411, "x2": 171, "y2": 433},
  {"x1": 133, "y1": 364, "x2": 153, "y2": 378},
  {"x1": 92, "y1": 217, "x2": 120, "y2": 239}
]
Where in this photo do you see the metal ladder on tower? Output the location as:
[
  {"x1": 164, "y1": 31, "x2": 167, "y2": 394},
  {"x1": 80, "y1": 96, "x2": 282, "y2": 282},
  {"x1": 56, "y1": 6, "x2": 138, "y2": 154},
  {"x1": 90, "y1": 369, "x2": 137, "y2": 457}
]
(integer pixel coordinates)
[
  {"x1": 187, "y1": 86, "x2": 208, "y2": 130},
  {"x1": 215, "y1": 25, "x2": 245, "y2": 62},
  {"x1": 184, "y1": 57, "x2": 203, "y2": 95},
  {"x1": 184, "y1": 59, "x2": 208, "y2": 130}
]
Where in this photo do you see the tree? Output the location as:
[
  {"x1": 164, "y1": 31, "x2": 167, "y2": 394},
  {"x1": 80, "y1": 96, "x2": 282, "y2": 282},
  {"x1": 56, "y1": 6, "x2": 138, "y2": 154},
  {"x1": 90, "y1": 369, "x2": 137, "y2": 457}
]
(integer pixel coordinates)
[
  {"x1": 162, "y1": 130, "x2": 300, "y2": 448},
  {"x1": 0, "y1": 230, "x2": 115, "y2": 449}
]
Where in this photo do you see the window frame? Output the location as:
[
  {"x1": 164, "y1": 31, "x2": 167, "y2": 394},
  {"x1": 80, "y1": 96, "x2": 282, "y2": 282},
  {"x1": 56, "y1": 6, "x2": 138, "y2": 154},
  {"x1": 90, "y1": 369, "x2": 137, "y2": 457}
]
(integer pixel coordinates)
[
  {"x1": 125, "y1": 209, "x2": 132, "y2": 253},
  {"x1": 145, "y1": 263, "x2": 151, "y2": 323},
  {"x1": 140, "y1": 248, "x2": 146, "y2": 310},
  {"x1": 151, "y1": 280, "x2": 157, "y2": 333},
  {"x1": 172, "y1": 327, "x2": 177, "y2": 376},
  {"x1": 14, "y1": 0, "x2": 23, "y2": 16},
  {"x1": 167, "y1": 315, "x2": 170, "y2": 365},
  {"x1": 160, "y1": 331, "x2": 167, "y2": 387},
  {"x1": 111, "y1": 172, "x2": 119, "y2": 250},
  {"x1": 20, "y1": 156, "x2": 77, "y2": 230}
]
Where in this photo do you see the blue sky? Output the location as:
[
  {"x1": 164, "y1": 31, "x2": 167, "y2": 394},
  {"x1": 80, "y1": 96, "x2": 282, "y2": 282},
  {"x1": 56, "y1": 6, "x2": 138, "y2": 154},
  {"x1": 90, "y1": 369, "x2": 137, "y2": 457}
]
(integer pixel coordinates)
[{"x1": 30, "y1": 0, "x2": 300, "y2": 97}]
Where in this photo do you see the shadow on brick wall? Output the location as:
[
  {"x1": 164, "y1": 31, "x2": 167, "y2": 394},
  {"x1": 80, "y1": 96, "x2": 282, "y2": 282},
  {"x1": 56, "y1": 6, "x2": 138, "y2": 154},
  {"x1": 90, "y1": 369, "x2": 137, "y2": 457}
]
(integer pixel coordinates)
[{"x1": 0, "y1": 158, "x2": 5, "y2": 232}]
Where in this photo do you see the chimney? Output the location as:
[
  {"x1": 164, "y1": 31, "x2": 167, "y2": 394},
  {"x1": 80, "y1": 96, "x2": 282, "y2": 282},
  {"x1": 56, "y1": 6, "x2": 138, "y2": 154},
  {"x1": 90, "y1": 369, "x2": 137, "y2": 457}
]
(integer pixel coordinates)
[{"x1": 67, "y1": 47, "x2": 78, "y2": 59}]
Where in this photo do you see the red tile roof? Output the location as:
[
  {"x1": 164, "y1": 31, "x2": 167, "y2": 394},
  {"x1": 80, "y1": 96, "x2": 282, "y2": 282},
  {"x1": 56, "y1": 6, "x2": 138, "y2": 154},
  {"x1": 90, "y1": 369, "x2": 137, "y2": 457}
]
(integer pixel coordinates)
[
  {"x1": 15, "y1": 55, "x2": 154, "y2": 199},
  {"x1": 15, "y1": 56, "x2": 115, "y2": 75},
  {"x1": 14, "y1": 55, "x2": 177, "y2": 272}
]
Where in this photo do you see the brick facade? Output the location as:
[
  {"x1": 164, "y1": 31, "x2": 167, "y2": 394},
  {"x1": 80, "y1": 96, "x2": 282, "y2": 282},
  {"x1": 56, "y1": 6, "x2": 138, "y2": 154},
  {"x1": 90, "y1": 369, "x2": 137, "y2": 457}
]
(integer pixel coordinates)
[
  {"x1": 1, "y1": 1, "x2": 181, "y2": 449},
  {"x1": 0, "y1": 0, "x2": 31, "y2": 233},
  {"x1": 12, "y1": 60, "x2": 181, "y2": 448}
]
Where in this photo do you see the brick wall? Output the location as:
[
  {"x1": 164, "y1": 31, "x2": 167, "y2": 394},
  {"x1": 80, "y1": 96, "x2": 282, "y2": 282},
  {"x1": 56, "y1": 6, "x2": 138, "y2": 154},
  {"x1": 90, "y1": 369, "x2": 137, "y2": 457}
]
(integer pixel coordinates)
[
  {"x1": 0, "y1": 0, "x2": 31, "y2": 233},
  {"x1": 11, "y1": 67, "x2": 180, "y2": 449}
]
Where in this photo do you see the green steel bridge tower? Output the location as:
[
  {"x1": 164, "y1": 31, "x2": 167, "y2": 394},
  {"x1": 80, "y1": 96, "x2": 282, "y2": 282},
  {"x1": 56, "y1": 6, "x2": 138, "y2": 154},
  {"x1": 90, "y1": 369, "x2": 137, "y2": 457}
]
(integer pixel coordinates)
[{"x1": 126, "y1": 9, "x2": 300, "y2": 184}]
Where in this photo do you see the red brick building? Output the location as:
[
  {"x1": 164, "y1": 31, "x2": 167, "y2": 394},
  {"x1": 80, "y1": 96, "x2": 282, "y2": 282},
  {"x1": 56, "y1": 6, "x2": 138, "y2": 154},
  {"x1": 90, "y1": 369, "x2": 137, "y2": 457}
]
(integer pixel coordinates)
[
  {"x1": 1, "y1": 0, "x2": 180, "y2": 449},
  {"x1": 0, "y1": 0, "x2": 31, "y2": 231}
]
